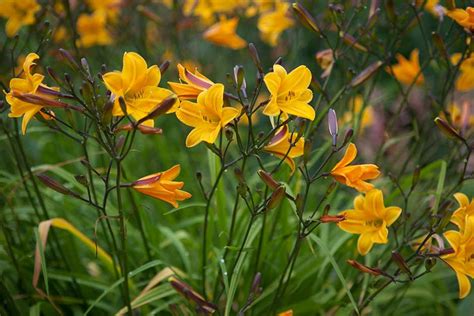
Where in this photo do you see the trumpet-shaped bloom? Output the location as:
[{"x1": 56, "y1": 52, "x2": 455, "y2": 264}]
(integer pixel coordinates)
[
  {"x1": 0, "y1": 0, "x2": 40, "y2": 37},
  {"x1": 76, "y1": 11, "x2": 113, "y2": 48},
  {"x1": 203, "y1": 17, "x2": 247, "y2": 50},
  {"x1": 263, "y1": 64, "x2": 315, "y2": 120},
  {"x1": 263, "y1": 125, "x2": 304, "y2": 172},
  {"x1": 337, "y1": 189, "x2": 402, "y2": 255},
  {"x1": 386, "y1": 49, "x2": 424, "y2": 86},
  {"x1": 5, "y1": 53, "x2": 59, "y2": 134},
  {"x1": 257, "y1": 2, "x2": 294, "y2": 46},
  {"x1": 102, "y1": 52, "x2": 178, "y2": 126},
  {"x1": 132, "y1": 165, "x2": 192, "y2": 208},
  {"x1": 168, "y1": 64, "x2": 214, "y2": 100},
  {"x1": 442, "y1": 215, "x2": 474, "y2": 299},
  {"x1": 331, "y1": 143, "x2": 380, "y2": 192},
  {"x1": 447, "y1": 7, "x2": 474, "y2": 31},
  {"x1": 175, "y1": 83, "x2": 240, "y2": 147},
  {"x1": 451, "y1": 193, "x2": 474, "y2": 232}
]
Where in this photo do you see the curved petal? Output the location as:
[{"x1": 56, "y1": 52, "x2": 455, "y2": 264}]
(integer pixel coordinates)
[
  {"x1": 364, "y1": 189, "x2": 384, "y2": 217},
  {"x1": 455, "y1": 271, "x2": 472, "y2": 299},
  {"x1": 264, "y1": 72, "x2": 282, "y2": 95},
  {"x1": 205, "y1": 84, "x2": 224, "y2": 115},
  {"x1": 122, "y1": 52, "x2": 148, "y2": 92},
  {"x1": 221, "y1": 107, "x2": 240, "y2": 126},
  {"x1": 454, "y1": 192, "x2": 469, "y2": 208},
  {"x1": 357, "y1": 233, "x2": 374, "y2": 256},
  {"x1": 185, "y1": 127, "x2": 205, "y2": 147},
  {"x1": 278, "y1": 100, "x2": 315, "y2": 121},
  {"x1": 102, "y1": 72, "x2": 123, "y2": 94},
  {"x1": 384, "y1": 206, "x2": 402, "y2": 226},
  {"x1": 161, "y1": 165, "x2": 181, "y2": 181},
  {"x1": 176, "y1": 101, "x2": 202, "y2": 127},
  {"x1": 283, "y1": 65, "x2": 312, "y2": 94}
]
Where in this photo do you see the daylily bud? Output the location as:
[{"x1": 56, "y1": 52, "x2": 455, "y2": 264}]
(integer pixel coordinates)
[
  {"x1": 385, "y1": 0, "x2": 396, "y2": 23},
  {"x1": 46, "y1": 66, "x2": 62, "y2": 85},
  {"x1": 250, "y1": 272, "x2": 262, "y2": 296},
  {"x1": 118, "y1": 96, "x2": 128, "y2": 116},
  {"x1": 266, "y1": 185, "x2": 286, "y2": 210},
  {"x1": 115, "y1": 135, "x2": 126, "y2": 152},
  {"x1": 347, "y1": 259, "x2": 383, "y2": 276},
  {"x1": 137, "y1": 96, "x2": 177, "y2": 125},
  {"x1": 350, "y1": 61, "x2": 383, "y2": 87},
  {"x1": 257, "y1": 170, "x2": 280, "y2": 190},
  {"x1": 248, "y1": 43, "x2": 264, "y2": 74},
  {"x1": 322, "y1": 204, "x2": 331, "y2": 216},
  {"x1": 159, "y1": 60, "x2": 170, "y2": 74},
  {"x1": 342, "y1": 128, "x2": 354, "y2": 147},
  {"x1": 169, "y1": 277, "x2": 217, "y2": 314},
  {"x1": 74, "y1": 175, "x2": 88, "y2": 187},
  {"x1": 59, "y1": 48, "x2": 79, "y2": 70},
  {"x1": 328, "y1": 108, "x2": 338, "y2": 146},
  {"x1": 391, "y1": 251, "x2": 412, "y2": 277},
  {"x1": 424, "y1": 257, "x2": 436, "y2": 271},
  {"x1": 233, "y1": 65, "x2": 245, "y2": 89},
  {"x1": 292, "y1": 3, "x2": 320, "y2": 34},
  {"x1": 11, "y1": 91, "x2": 82, "y2": 111},
  {"x1": 196, "y1": 171, "x2": 202, "y2": 181},
  {"x1": 225, "y1": 128, "x2": 234, "y2": 142},
  {"x1": 369, "y1": 0, "x2": 379, "y2": 20},
  {"x1": 303, "y1": 138, "x2": 312, "y2": 163},
  {"x1": 37, "y1": 173, "x2": 80, "y2": 198},
  {"x1": 295, "y1": 193, "x2": 304, "y2": 213},
  {"x1": 340, "y1": 32, "x2": 368, "y2": 52},
  {"x1": 319, "y1": 214, "x2": 345, "y2": 223},
  {"x1": 434, "y1": 117, "x2": 465, "y2": 142},
  {"x1": 114, "y1": 123, "x2": 163, "y2": 135},
  {"x1": 81, "y1": 57, "x2": 91, "y2": 78},
  {"x1": 432, "y1": 32, "x2": 448, "y2": 60},
  {"x1": 437, "y1": 248, "x2": 454, "y2": 256}
]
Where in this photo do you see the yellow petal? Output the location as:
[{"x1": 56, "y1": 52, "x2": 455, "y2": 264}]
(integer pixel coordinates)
[
  {"x1": 454, "y1": 193, "x2": 469, "y2": 208},
  {"x1": 264, "y1": 72, "x2": 282, "y2": 95},
  {"x1": 332, "y1": 143, "x2": 357, "y2": 171},
  {"x1": 176, "y1": 101, "x2": 202, "y2": 127},
  {"x1": 384, "y1": 206, "x2": 402, "y2": 226},
  {"x1": 122, "y1": 52, "x2": 148, "y2": 92},
  {"x1": 456, "y1": 271, "x2": 471, "y2": 299},
  {"x1": 278, "y1": 100, "x2": 315, "y2": 121},
  {"x1": 357, "y1": 233, "x2": 374, "y2": 256}
]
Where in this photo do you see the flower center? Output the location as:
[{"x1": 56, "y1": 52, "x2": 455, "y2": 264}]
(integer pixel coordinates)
[
  {"x1": 283, "y1": 90, "x2": 296, "y2": 102},
  {"x1": 365, "y1": 219, "x2": 384, "y2": 228}
]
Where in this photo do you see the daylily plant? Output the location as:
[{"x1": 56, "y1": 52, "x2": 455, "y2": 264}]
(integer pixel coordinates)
[{"x1": 263, "y1": 125, "x2": 304, "y2": 172}]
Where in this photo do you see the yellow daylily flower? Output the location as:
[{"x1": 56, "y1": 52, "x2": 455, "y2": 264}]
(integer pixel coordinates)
[
  {"x1": 0, "y1": 0, "x2": 40, "y2": 37},
  {"x1": 386, "y1": 49, "x2": 424, "y2": 86},
  {"x1": 442, "y1": 215, "x2": 474, "y2": 299},
  {"x1": 168, "y1": 64, "x2": 214, "y2": 100},
  {"x1": 440, "y1": 102, "x2": 474, "y2": 131},
  {"x1": 132, "y1": 165, "x2": 192, "y2": 208},
  {"x1": 330, "y1": 143, "x2": 380, "y2": 192},
  {"x1": 447, "y1": 7, "x2": 474, "y2": 31},
  {"x1": 175, "y1": 83, "x2": 240, "y2": 147},
  {"x1": 76, "y1": 11, "x2": 113, "y2": 48},
  {"x1": 263, "y1": 64, "x2": 315, "y2": 121},
  {"x1": 102, "y1": 52, "x2": 178, "y2": 126},
  {"x1": 341, "y1": 95, "x2": 374, "y2": 131},
  {"x1": 337, "y1": 189, "x2": 402, "y2": 255},
  {"x1": 257, "y1": 1, "x2": 294, "y2": 46},
  {"x1": 263, "y1": 125, "x2": 304, "y2": 172},
  {"x1": 86, "y1": 0, "x2": 121, "y2": 20},
  {"x1": 417, "y1": 0, "x2": 446, "y2": 17},
  {"x1": 5, "y1": 53, "x2": 60, "y2": 134},
  {"x1": 203, "y1": 17, "x2": 247, "y2": 50},
  {"x1": 450, "y1": 53, "x2": 474, "y2": 91},
  {"x1": 451, "y1": 193, "x2": 474, "y2": 232}
]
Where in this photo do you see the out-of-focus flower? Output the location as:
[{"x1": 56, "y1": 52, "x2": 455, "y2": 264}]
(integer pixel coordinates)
[
  {"x1": 168, "y1": 64, "x2": 214, "y2": 100},
  {"x1": 53, "y1": 26, "x2": 68, "y2": 43},
  {"x1": 86, "y1": 0, "x2": 121, "y2": 20},
  {"x1": 176, "y1": 83, "x2": 239, "y2": 147},
  {"x1": 330, "y1": 143, "x2": 380, "y2": 192},
  {"x1": 5, "y1": 53, "x2": 60, "y2": 134},
  {"x1": 183, "y1": 0, "x2": 247, "y2": 25},
  {"x1": 264, "y1": 125, "x2": 304, "y2": 172},
  {"x1": 315, "y1": 49, "x2": 335, "y2": 78},
  {"x1": 418, "y1": 0, "x2": 446, "y2": 18},
  {"x1": 440, "y1": 102, "x2": 474, "y2": 132},
  {"x1": 450, "y1": 193, "x2": 474, "y2": 232},
  {"x1": 341, "y1": 95, "x2": 374, "y2": 131},
  {"x1": 442, "y1": 215, "x2": 474, "y2": 299},
  {"x1": 447, "y1": 7, "x2": 474, "y2": 31},
  {"x1": 76, "y1": 11, "x2": 113, "y2": 48},
  {"x1": 337, "y1": 189, "x2": 402, "y2": 255},
  {"x1": 263, "y1": 64, "x2": 315, "y2": 120},
  {"x1": 203, "y1": 17, "x2": 247, "y2": 50},
  {"x1": 132, "y1": 165, "x2": 192, "y2": 208},
  {"x1": 257, "y1": 1, "x2": 294, "y2": 46},
  {"x1": 0, "y1": 0, "x2": 40, "y2": 37},
  {"x1": 386, "y1": 49, "x2": 424, "y2": 86},
  {"x1": 102, "y1": 52, "x2": 178, "y2": 126},
  {"x1": 277, "y1": 310, "x2": 293, "y2": 316},
  {"x1": 450, "y1": 53, "x2": 474, "y2": 91}
]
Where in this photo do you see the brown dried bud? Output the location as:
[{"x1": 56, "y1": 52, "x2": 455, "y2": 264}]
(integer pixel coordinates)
[
  {"x1": 340, "y1": 32, "x2": 368, "y2": 52},
  {"x1": 37, "y1": 173, "x2": 80, "y2": 198},
  {"x1": 168, "y1": 277, "x2": 217, "y2": 314},
  {"x1": 434, "y1": 117, "x2": 465, "y2": 142},
  {"x1": 319, "y1": 214, "x2": 345, "y2": 223},
  {"x1": 266, "y1": 185, "x2": 286, "y2": 210},
  {"x1": 257, "y1": 170, "x2": 280, "y2": 190}
]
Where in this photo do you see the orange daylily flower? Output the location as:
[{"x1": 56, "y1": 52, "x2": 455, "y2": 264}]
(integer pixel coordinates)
[
  {"x1": 203, "y1": 17, "x2": 247, "y2": 50},
  {"x1": 263, "y1": 125, "x2": 304, "y2": 172},
  {"x1": 5, "y1": 53, "x2": 61, "y2": 134},
  {"x1": 257, "y1": 1, "x2": 294, "y2": 46},
  {"x1": 132, "y1": 165, "x2": 192, "y2": 208},
  {"x1": 337, "y1": 189, "x2": 402, "y2": 255},
  {"x1": 447, "y1": 7, "x2": 474, "y2": 31},
  {"x1": 386, "y1": 49, "x2": 424, "y2": 86},
  {"x1": 168, "y1": 64, "x2": 214, "y2": 100},
  {"x1": 0, "y1": 0, "x2": 40, "y2": 37},
  {"x1": 102, "y1": 52, "x2": 178, "y2": 126},
  {"x1": 175, "y1": 83, "x2": 240, "y2": 147},
  {"x1": 442, "y1": 215, "x2": 474, "y2": 299},
  {"x1": 76, "y1": 11, "x2": 113, "y2": 48},
  {"x1": 450, "y1": 53, "x2": 474, "y2": 92},
  {"x1": 263, "y1": 64, "x2": 315, "y2": 121},
  {"x1": 330, "y1": 143, "x2": 380, "y2": 192},
  {"x1": 450, "y1": 193, "x2": 474, "y2": 232}
]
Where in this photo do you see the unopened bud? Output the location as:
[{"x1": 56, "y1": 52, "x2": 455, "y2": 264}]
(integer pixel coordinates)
[
  {"x1": 59, "y1": 48, "x2": 79, "y2": 69},
  {"x1": 434, "y1": 117, "x2": 464, "y2": 142},
  {"x1": 340, "y1": 32, "x2": 368, "y2": 52},
  {"x1": 347, "y1": 259, "x2": 383, "y2": 276},
  {"x1": 257, "y1": 170, "x2": 280, "y2": 190},
  {"x1": 303, "y1": 138, "x2": 312, "y2": 163},
  {"x1": 225, "y1": 128, "x2": 234, "y2": 142},
  {"x1": 159, "y1": 60, "x2": 170, "y2": 74},
  {"x1": 319, "y1": 214, "x2": 345, "y2": 223},
  {"x1": 350, "y1": 61, "x2": 383, "y2": 87},
  {"x1": 342, "y1": 129, "x2": 354, "y2": 147},
  {"x1": 248, "y1": 43, "x2": 263, "y2": 74},
  {"x1": 74, "y1": 175, "x2": 88, "y2": 187},
  {"x1": 266, "y1": 185, "x2": 286, "y2": 210},
  {"x1": 137, "y1": 96, "x2": 176, "y2": 125},
  {"x1": 328, "y1": 108, "x2": 338, "y2": 146},
  {"x1": 37, "y1": 173, "x2": 80, "y2": 198},
  {"x1": 391, "y1": 251, "x2": 412, "y2": 277},
  {"x1": 292, "y1": 3, "x2": 320, "y2": 34},
  {"x1": 80, "y1": 57, "x2": 91, "y2": 78},
  {"x1": 424, "y1": 257, "x2": 436, "y2": 271}
]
